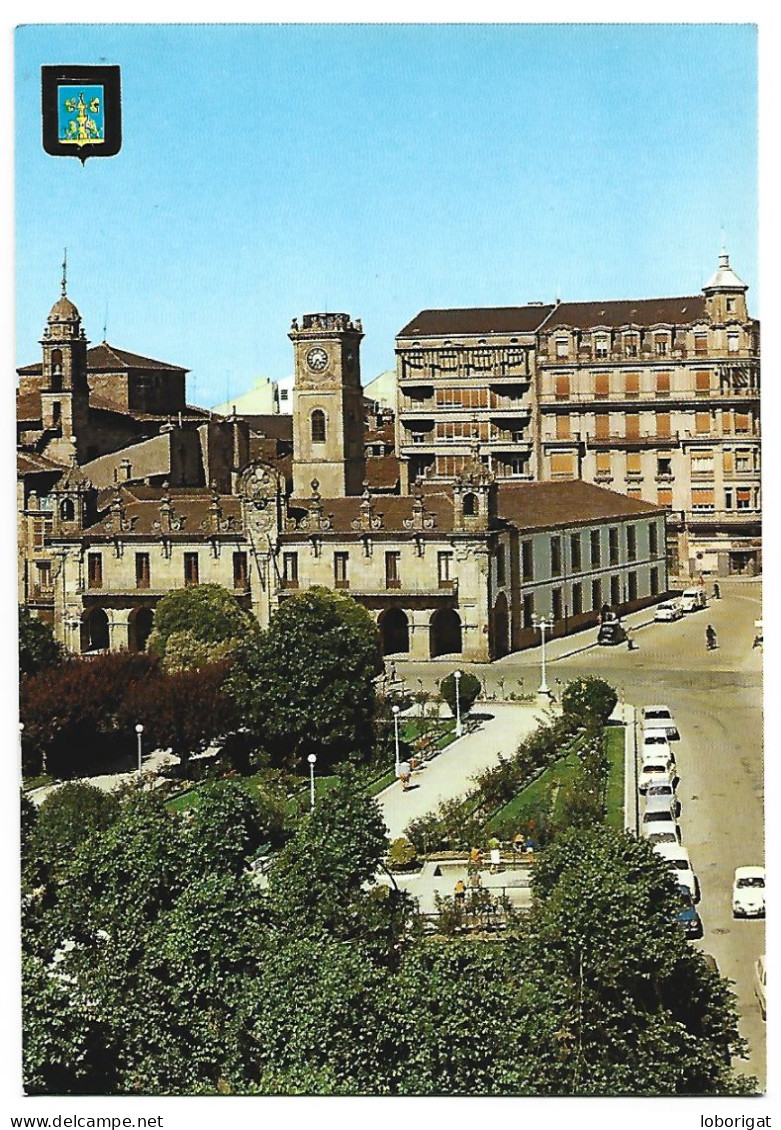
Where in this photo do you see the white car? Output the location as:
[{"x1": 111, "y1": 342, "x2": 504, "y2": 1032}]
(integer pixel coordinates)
[
  {"x1": 638, "y1": 763, "x2": 674, "y2": 794},
  {"x1": 654, "y1": 842, "x2": 699, "y2": 901},
  {"x1": 681, "y1": 587, "x2": 707, "y2": 612},
  {"x1": 655, "y1": 600, "x2": 683, "y2": 622},
  {"x1": 645, "y1": 825, "x2": 680, "y2": 847},
  {"x1": 641, "y1": 809, "x2": 679, "y2": 841},
  {"x1": 642, "y1": 705, "x2": 679, "y2": 741},
  {"x1": 732, "y1": 866, "x2": 765, "y2": 918},
  {"x1": 645, "y1": 780, "x2": 678, "y2": 817}
]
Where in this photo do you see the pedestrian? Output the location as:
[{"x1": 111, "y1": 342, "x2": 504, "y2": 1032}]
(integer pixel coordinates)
[
  {"x1": 513, "y1": 832, "x2": 525, "y2": 856},
  {"x1": 713, "y1": 582, "x2": 721, "y2": 600},
  {"x1": 468, "y1": 870, "x2": 482, "y2": 890},
  {"x1": 626, "y1": 627, "x2": 635, "y2": 651},
  {"x1": 454, "y1": 879, "x2": 466, "y2": 902},
  {"x1": 469, "y1": 846, "x2": 484, "y2": 869},
  {"x1": 706, "y1": 624, "x2": 717, "y2": 650},
  {"x1": 398, "y1": 759, "x2": 412, "y2": 790}
]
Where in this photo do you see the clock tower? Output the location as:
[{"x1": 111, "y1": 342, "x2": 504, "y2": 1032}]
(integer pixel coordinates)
[{"x1": 290, "y1": 312, "x2": 365, "y2": 498}]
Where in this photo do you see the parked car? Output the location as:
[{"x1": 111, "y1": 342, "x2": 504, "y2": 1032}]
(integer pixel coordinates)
[
  {"x1": 638, "y1": 762, "x2": 675, "y2": 794},
  {"x1": 641, "y1": 809, "x2": 679, "y2": 842},
  {"x1": 598, "y1": 609, "x2": 626, "y2": 646},
  {"x1": 732, "y1": 866, "x2": 766, "y2": 918},
  {"x1": 754, "y1": 954, "x2": 766, "y2": 1020},
  {"x1": 645, "y1": 825, "x2": 680, "y2": 846},
  {"x1": 674, "y1": 883, "x2": 703, "y2": 938},
  {"x1": 645, "y1": 780, "x2": 678, "y2": 817},
  {"x1": 654, "y1": 842, "x2": 699, "y2": 901},
  {"x1": 681, "y1": 587, "x2": 707, "y2": 613},
  {"x1": 655, "y1": 600, "x2": 683, "y2": 622},
  {"x1": 641, "y1": 730, "x2": 676, "y2": 767},
  {"x1": 642, "y1": 705, "x2": 679, "y2": 741}
]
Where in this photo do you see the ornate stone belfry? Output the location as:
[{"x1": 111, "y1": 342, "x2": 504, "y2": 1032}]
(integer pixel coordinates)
[
  {"x1": 289, "y1": 312, "x2": 366, "y2": 498},
  {"x1": 453, "y1": 439, "x2": 496, "y2": 532},
  {"x1": 39, "y1": 254, "x2": 91, "y2": 461},
  {"x1": 50, "y1": 442, "x2": 94, "y2": 535},
  {"x1": 238, "y1": 461, "x2": 284, "y2": 630}
]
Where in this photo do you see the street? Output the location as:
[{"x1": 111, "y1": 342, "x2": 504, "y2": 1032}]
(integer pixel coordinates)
[{"x1": 395, "y1": 578, "x2": 764, "y2": 1085}]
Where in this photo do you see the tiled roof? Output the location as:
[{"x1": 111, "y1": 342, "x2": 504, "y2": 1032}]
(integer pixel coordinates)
[
  {"x1": 496, "y1": 480, "x2": 663, "y2": 531},
  {"x1": 80, "y1": 488, "x2": 243, "y2": 538},
  {"x1": 86, "y1": 342, "x2": 188, "y2": 372},
  {"x1": 397, "y1": 305, "x2": 555, "y2": 338},
  {"x1": 243, "y1": 415, "x2": 294, "y2": 441},
  {"x1": 17, "y1": 391, "x2": 42, "y2": 422},
  {"x1": 542, "y1": 296, "x2": 707, "y2": 331},
  {"x1": 365, "y1": 454, "x2": 400, "y2": 491},
  {"x1": 286, "y1": 491, "x2": 456, "y2": 534},
  {"x1": 17, "y1": 451, "x2": 66, "y2": 476}
]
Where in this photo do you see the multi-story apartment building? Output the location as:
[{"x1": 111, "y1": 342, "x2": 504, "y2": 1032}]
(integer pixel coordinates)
[{"x1": 396, "y1": 254, "x2": 760, "y2": 577}]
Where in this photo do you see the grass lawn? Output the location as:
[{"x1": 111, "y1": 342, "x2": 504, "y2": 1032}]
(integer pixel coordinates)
[
  {"x1": 22, "y1": 774, "x2": 54, "y2": 793},
  {"x1": 484, "y1": 745, "x2": 582, "y2": 834},
  {"x1": 603, "y1": 725, "x2": 625, "y2": 829}
]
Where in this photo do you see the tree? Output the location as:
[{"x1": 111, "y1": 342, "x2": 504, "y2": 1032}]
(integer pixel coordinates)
[
  {"x1": 520, "y1": 827, "x2": 754, "y2": 1095},
  {"x1": 119, "y1": 660, "x2": 237, "y2": 771},
  {"x1": 561, "y1": 676, "x2": 618, "y2": 727},
  {"x1": 29, "y1": 782, "x2": 120, "y2": 880},
  {"x1": 440, "y1": 671, "x2": 481, "y2": 718},
  {"x1": 146, "y1": 584, "x2": 257, "y2": 669},
  {"x1": 19, "y1": 606, "x2": 63, "y2": 677},
  {"x1": 20, "y1": 652, "x2": 157, "y2": 777},
  {"x1": 232, "y1": 588, "x2": 383, "y2": 770}
]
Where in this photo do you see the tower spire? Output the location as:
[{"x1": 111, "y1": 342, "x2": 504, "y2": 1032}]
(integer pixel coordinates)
[{"x1": 61, "y1": 248, "x2": 68, "y2": 296}]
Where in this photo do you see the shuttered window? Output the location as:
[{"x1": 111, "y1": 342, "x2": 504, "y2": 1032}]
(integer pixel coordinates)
[
  {"x1": 735, "y1": 412, "x2": 750, "y2": 433},
  {"x1": 655, "y1": 372, "x2": 670, "y2": 396},
  {"x1": 626, "y1": 452, "x2": 642, "y2": 475},
  {"x1": 691, "y1": 489, "x2": 715, "y2": 509},
  {"x1": 656, "y1": 412, "x2": 671, "y2": 437},
  {"x1": 695, "y1": 412, "x2": 711, "y2": 434},
  {"x1": 595, "y1": 452, "x2": 611, "y2": 474},
  {"x1": 595, "y1": 373, "x2": 610, "y2": 399},
  {"x1": 554, "y1": 375, "x2": 570, "y2": 400},
  {"x1": 555, "y1": 415, "x2": 571, "y2": 439},
  {"x1": 723, "y1": 450, "x2": 734, "y2": 474},
  {"x1": 624, "y1": 372, "x2": 639, "y2": 397},
  {"x1": 657, "y1": 488, "x2": 673, "y2": 508},
  {"x1": 594, "y1": 413, "x2": 610, "y2": 438},
  {"x1": 695, "y1": 370, "x2": 711, "y2": 395},
  {"x1": 550, "y1": 453, "x2": 574, "y2": 476}
]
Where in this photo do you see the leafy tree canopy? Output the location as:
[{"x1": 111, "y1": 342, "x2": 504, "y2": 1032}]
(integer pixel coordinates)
[
  {"x1": 232, "y1": 587, "x2": 383, "y2": 770},
  {"x1": 440, "y1": 670, "x2": 481, "y2": 717},
  {"x1": 29, "y1": 782, "x2": 120, "y2": 880},
  {"x1": 19, "y1": 607, "x2": 63, "y2": 677},
  {"x1": 146, "y1": 584, "x2": 257, "y2": 666},
  {"x1": 560, "y1": 676, "x2": 618, "y2": 727}
]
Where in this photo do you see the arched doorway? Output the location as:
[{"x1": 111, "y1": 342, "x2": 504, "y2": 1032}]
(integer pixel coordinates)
[
  {"x1": 379, "y1": 607, "x2": 409, "y2": 655},
  {"x1": 430, "y1": 608, "x2": 462, "y2": 658},
  {"x1": 129, "y1": 606, "x2": 154, "y2": 652},
  {"x1": 492, "y1": 592, "x2": 509, "y2": 659},
  {"x1": 82, "y1": 608, "x2": 109, "y2": 652}
]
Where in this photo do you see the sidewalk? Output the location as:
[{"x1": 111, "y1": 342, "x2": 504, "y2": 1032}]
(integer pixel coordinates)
[{"x1": 376, "y1": 702, "x2": 552, "y2": 841}]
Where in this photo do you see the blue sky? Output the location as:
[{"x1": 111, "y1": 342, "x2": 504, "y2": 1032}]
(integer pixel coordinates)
[{"x1": 15, "y1": 23, "x2": 757, "y2": 408}]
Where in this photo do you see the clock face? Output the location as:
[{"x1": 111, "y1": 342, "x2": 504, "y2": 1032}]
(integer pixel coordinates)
[{"x1": 306, "y1": 346, "x2": 329, "y2": 373}]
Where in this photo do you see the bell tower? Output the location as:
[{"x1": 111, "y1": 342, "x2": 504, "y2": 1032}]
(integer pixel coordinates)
[
  {"x1": 290, "y1": 313, "x2": 365, "y2": 498},
  {"x1": 39, "y1": 254, "x2": 90, "y2": 461}
]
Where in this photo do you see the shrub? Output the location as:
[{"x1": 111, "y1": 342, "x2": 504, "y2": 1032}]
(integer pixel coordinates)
[
  {"x1": 439, "y1": 671, "x2": 481, "y2": 718},
  {"x1": 387, "y1": 836, "x2": 420, "y2": 872},
  {"x1": 561, "y1": 677, "x2": 618, "y2": 727}
]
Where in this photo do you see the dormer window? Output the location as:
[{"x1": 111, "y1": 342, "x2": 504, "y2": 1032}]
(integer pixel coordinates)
[
  {"x1": 654, "y1": 334, "x2": 668, "y2": 357},
  {"x1": 556, "y1": 337, "x2": 568, "y2": 358},
  {"x1": 595, "y1": 335, "x2": 609, "y2": 358}
]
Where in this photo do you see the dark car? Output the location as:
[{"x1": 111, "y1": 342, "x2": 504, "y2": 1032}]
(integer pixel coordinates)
[
  {"x1": 674, "y1": 883, "x2": 703, "y2": 938},
  {"x1": 597, "y1": 609, "x2": 626, "y2": 646}
]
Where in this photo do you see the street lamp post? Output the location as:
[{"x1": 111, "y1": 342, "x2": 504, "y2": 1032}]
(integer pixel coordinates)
[
  {"x1": 392, "y1": 704, "x2": 401, "y2": 776},
  {"x1": 532, "y1": 614, "x2": 555, "y2": 698},
  {"x1": 308, "y1": 753, "x2": 317, "y2": 811},
  {"x1": 135, "y1": 723, "x2": 144, "y2": 774},
  {"x1": 454, "y1": 669, "x2": 463, "y2": 737}
]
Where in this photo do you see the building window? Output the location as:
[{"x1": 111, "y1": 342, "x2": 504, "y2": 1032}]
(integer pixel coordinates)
[
  {"x1": 655, "y1": 371, "x2": 670, "y2": 397},
  {"x1": 59, "y1": 498, "x2": 75, "y2": 522},
  {"x1": 594, "y1": 412, "x2": 610, "y2": 439},
  {"x1": 724, "y1": 488, "x2": 733, "y2": 509},
  {"x1": 610, "y1": 575, "x2": 621, "y2": 607},
  {"x1": 495, "y1": 547, "x2": 506, "y2": 587},
  {"x1": 694, "y1": 333, "x2": 708, "y2": 355},
  {"x1": 650, "y1": 566, "x2": 660, "y2": 595},
  {"x1": 552, "y1": 587, "x2": 563, "y2": 621},
  {"x1": 462, "y1": 493, "x2": 479, "y2": 517},
  {"x1": 608, "y1": 527, "x2": 619, "y2": 565},
  {"x1": 311, "y1": 409, "x2": 326, "y2": 444},
  {"x1": 624, "y1": 372, "x2": 639, "y2": 398},
  {"x1": 555, "y1": 414, "x2": 571, "y2": 440},
  {"x1": 726, "y1": 298, "x2": 736, "y2": 313},
  {"x1": 572, "y1": 582, "x2": 583, "y2": 616},
  {"x1": 550, "y1": 536, "x2": 562, "y2": 577},
  {"x1": 555, "y1": 337, "x2": 568, "y2": 358},
  {"x1": 590, "y1": 529, "x2": 601, "y2": 567},
  {"x1": 282, "y1": 552, "x2": 299, "y2": 588},
  {"x1": 595, "y1": 373, "x2": 610, "y2": 399},
  {"x1": 591, "y1": 578, "x2": 602, "y2": 612},
  {"x1": 657, "y1": 488, "x2": 673, "y2": 508},
  {"x1": 334, "y1": 552, "x2": 349, "y2": 589},
  {"x1": 695, "y1": 370, "x2": 711, "y2": 396},
  {"x1": 657, "y1": 455, "x2": 672, "y2": 477},
  {"x1": 691, "y1": 450, "x2": 714, "y2": 475},
  {"x1": 736, "y1": 489, "x2": 752, "y2": 511},
  {"x1": 554, "y1": 374, "x2": 570, "y2": 400},
  {"x1": 649, "y1": 521, "x2": 659, "y2": 557},
  {"x1": 87, "y1": 552, "x2": 103, "y2": 589},
  {"x1": 735, "y1": 412, "x2": 750, "y2": 434},
  {"x1": 654, "y1": 334, "x2": 668, "y2": 357},
  {"x1": 438, "y1": 551, "x2": 454, "y2": 587},
  {"x1": 521, "y1": 540, "x2": 534, "y2": 582},
  {"x1": 624, "y1": 334, "x2": 639, "y2": 357},
  {"x1": 595, "y1": 451, "x2": 612, "y2": 478},
  {"x1": 626, "y1": 451, "x2": 642, "y2": 478},
  {"x1": 727, "y1": 331, "x2": 739, "y2": 353},
  {"x1": 595, "y1": 335, "x2": 609, "y2": 358},
  {"x1": 184, "y1": 552, "x2": 199, "y2": 586},
  {"x1": 232, "y1": 551, "x2": 248, "y2": 589},
  {"x1": 656, "y1": 412, "x2": 671, "y2": 438},
  {"x1": 628, "y1": 571, "x2": 638, "y2": 602},
  {"x1": 627, "y1": 525, "x2": 637, "y2": 562},
  {"x1": 695, "y1": 412, "x2": 711, "y2": 434},
  {"x1": 385, "y1": 551, "x2": 401, "y2": 589},
  {"x1": 550, "y1": 452, "x2": 575, "y2": 478},
  {"x1": 735, "y1": 449, "x2": 752, "y2": 473},
  {"x1": 135, "y1": 553, "x2": 150, "y2": 589},
  {"x1": 692, "y1": 489, "x2": 715, "y2": 512},
  {"x1": 625, "y1": 413, "x2": 639, "y2": 438},
  {"x1": 52, "y1": 402, "x2": 62, "y2": 426},
  {"x1": 570, "y1": 533, "x2": 582, "y2": 571},
  {"x1": 522, "y1": 593, "x2": 535, "y2": 629}
]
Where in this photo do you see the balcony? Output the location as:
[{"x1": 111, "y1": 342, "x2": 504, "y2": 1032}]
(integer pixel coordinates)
[
  {"x1": 28, "y1": 584, "x2": 54, "y2": 603},
  {"x1": 685, "y1": 508, "x2": 761, "y2": 527},
  {"x1": 585, "y1": 431, "x2": 681, "y2": 449}
]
